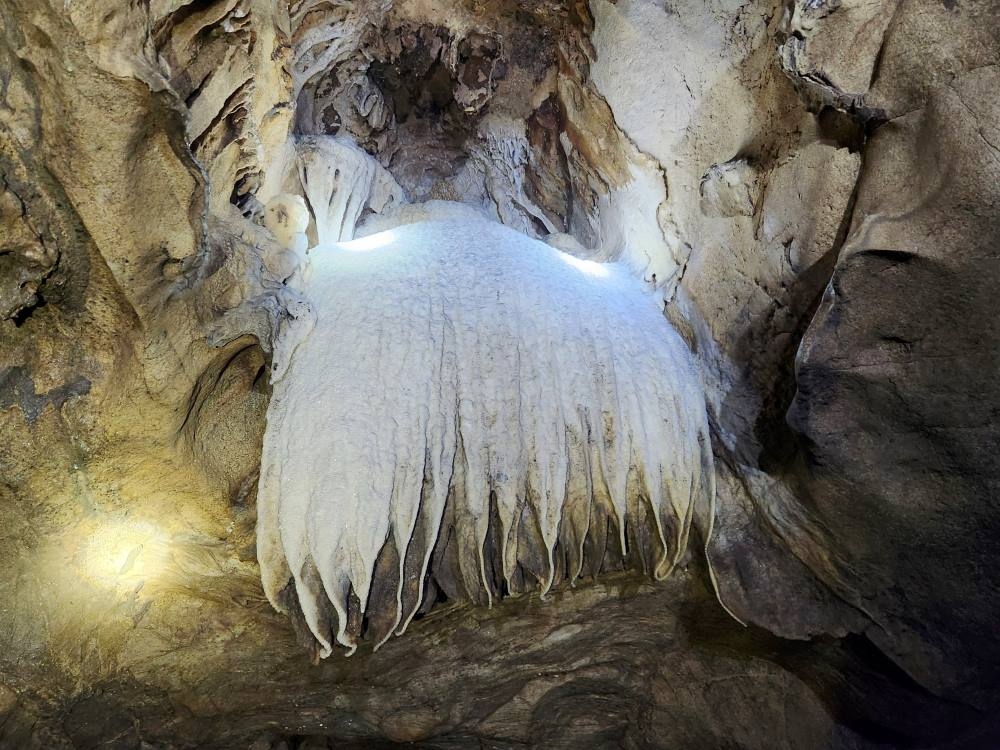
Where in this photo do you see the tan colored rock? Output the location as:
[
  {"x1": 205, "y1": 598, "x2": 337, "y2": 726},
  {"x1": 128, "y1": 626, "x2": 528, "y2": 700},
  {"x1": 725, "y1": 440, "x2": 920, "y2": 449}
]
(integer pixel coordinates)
[{"x1": 1, "y1": 0, "x2": 999, "y2": 746}]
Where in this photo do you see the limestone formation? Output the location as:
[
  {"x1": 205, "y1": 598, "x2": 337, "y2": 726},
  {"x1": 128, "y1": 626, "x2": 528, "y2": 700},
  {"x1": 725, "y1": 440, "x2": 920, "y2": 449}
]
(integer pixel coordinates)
[
  {"x1": 1, "y1": 0, "x2": 998, "y2": 747},
  {"x1": 259, "y1": 215, "x2": 722, "y2": 655}
]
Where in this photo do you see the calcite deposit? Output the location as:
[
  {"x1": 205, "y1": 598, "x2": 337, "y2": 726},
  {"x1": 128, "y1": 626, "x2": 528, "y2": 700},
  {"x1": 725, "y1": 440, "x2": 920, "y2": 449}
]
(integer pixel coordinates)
[
  {"x1": 1, "y1": 0, "x2": 998, "y2": 747},
  {"x1": 258, "y1": 215, "x2": 722, "y2": 656}
]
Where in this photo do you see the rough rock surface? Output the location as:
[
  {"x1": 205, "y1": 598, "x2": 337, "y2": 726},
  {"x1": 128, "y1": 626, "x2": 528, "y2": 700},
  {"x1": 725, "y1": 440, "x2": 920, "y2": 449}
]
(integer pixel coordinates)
[{"x1": 1, "y1": 0, "x2": 998, "y2": 747}]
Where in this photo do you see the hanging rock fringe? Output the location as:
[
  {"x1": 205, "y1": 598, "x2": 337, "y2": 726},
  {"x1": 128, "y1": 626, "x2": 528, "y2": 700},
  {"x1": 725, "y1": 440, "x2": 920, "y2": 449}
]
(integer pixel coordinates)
[{"x1": 258, "y1": 216, "x2": 718, "y2": 656}]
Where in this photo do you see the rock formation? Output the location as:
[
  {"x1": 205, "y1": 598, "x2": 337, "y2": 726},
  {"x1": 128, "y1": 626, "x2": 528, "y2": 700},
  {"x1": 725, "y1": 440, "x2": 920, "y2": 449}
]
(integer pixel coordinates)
[
  {"x1": 258, "y1": 215, "x2": 721, "y2": 656},
  {"x1": 0, "y1": 0, "x2": 998, "y2": 747}
]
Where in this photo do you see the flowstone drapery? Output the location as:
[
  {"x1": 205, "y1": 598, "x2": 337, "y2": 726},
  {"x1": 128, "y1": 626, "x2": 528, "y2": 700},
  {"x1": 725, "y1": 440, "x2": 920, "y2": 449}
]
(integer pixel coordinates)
[{"x1": 258, "y1": 213, "x2": 719, "y2": 656}]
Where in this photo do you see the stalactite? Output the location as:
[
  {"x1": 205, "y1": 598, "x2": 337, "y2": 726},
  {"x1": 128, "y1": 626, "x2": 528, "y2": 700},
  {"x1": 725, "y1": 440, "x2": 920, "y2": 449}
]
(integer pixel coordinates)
[
  {"x1": 258, "y1": 211, "x2": 718, "y2": 656},
  {"x1": 296, "y1": 135, "x2": 403, "y2": 244}
]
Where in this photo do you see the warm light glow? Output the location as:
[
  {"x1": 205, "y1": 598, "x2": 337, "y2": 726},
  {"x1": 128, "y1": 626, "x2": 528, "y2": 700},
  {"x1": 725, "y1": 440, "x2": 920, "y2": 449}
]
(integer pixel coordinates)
[
  {"x1": 338, "y1": 230, "x2": 399, "y2": 252},
  {"x1": 556, "y1": 251, "x2": 611, "y2": 277},
  {"x1": 81, "y1": 520, "x2": 169, "y2": 585}
]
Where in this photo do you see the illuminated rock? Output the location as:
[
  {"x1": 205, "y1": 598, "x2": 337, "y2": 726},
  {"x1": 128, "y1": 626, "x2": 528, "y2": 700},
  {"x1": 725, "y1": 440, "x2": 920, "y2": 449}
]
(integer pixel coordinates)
[{"x1": 258, "y1": 212, "x2": 721, "y2": 655}]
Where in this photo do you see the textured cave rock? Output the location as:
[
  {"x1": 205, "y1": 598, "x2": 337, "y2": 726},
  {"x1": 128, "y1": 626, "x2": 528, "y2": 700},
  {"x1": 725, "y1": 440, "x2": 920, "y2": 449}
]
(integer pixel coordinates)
[
  {"x1": 258, "y1": 217, "x2": 721, "y2": 656},
  {"x1": 787, "y1": 27, "x2": 1000, "y2": 706},
  {"x1": 1, "y1": 0, "x2": 999, "y2": 747}
]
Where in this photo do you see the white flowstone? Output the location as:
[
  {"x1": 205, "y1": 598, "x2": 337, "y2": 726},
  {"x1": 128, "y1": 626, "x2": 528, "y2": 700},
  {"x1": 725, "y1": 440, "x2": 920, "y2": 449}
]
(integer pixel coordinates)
[
  {"x1": 297, "y1": 135, "x2": 403, "y2": 245},
  {"x1": 258, "y1": 213, "x2": 718, "y2": 656}
]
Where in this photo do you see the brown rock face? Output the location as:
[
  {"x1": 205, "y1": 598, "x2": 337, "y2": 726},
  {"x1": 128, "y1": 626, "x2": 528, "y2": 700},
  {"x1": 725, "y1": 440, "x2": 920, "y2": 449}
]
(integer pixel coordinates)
[
  {"x1": 1, "y1": 0, "x2": 999, "y2": 747},
  {"x1": 788, "y1": 14, "x2": 1000, "y2": 705}
]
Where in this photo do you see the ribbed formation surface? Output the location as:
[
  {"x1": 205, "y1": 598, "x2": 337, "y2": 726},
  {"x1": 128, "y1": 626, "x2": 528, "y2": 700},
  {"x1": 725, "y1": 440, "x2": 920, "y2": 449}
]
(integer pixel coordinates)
[{"x1": 258, "y1": 217, "x2": 715, "y2": 656}]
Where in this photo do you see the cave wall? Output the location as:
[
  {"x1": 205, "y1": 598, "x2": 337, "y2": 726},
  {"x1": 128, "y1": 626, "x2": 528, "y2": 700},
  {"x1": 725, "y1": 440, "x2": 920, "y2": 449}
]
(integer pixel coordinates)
[
  {"x1": 0, "y1": 0, "x2": 998, "y2": 747},
  {"x1": 786, "y1": 0, "x2": 1000, "y2": 705}
]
